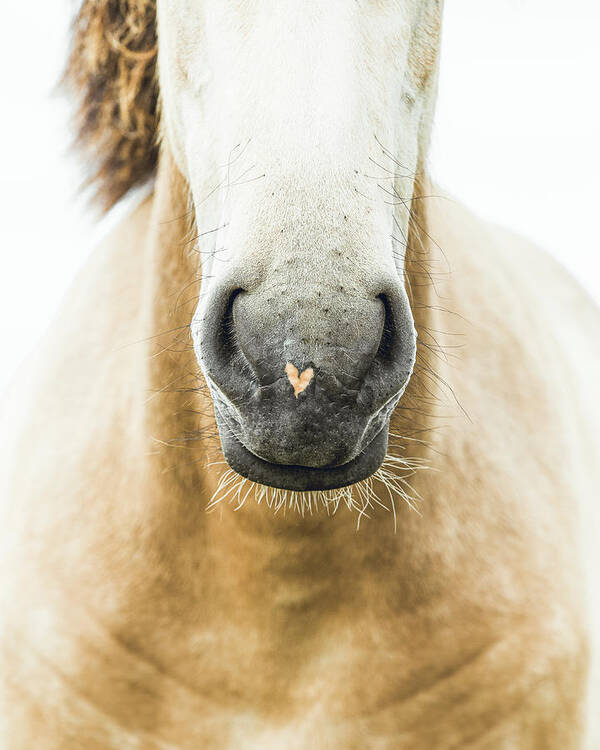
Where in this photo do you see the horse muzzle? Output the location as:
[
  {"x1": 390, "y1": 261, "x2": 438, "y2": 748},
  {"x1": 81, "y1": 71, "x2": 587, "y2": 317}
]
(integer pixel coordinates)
[{"x1": 194, "y1": 273, "x2": 416, "y2": 491}]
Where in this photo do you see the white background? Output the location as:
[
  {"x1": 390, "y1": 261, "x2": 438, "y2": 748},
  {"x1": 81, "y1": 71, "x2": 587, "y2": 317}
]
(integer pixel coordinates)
[{"x1": 0, "y1": 0, "x2": 598, "y2": 394}]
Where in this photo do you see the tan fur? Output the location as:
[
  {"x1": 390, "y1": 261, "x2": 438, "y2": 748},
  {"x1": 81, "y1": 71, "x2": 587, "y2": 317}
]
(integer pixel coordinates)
[
  {"x1": 1, "y1": 1, "x2": 599, "y2": 747},
  {"x1": 0, "y1": 150, "x2": 598, "y2": 748}
]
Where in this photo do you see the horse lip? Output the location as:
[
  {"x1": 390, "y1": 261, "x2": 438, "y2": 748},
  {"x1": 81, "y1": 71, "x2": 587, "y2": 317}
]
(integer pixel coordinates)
[{"x1": 217, "y1": 420, "x2": 389, "y2": 492}]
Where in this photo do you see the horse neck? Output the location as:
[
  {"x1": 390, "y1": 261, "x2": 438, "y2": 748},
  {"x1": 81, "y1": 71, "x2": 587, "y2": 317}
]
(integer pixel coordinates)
[{"x1": 137, "y1": 152, "x2": 450, "y2": 602}]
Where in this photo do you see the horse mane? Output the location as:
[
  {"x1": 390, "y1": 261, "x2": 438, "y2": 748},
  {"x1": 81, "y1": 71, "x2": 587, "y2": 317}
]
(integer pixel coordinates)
[{"x1": 65, "y1": 0, "x2": 159, "y2": 212}]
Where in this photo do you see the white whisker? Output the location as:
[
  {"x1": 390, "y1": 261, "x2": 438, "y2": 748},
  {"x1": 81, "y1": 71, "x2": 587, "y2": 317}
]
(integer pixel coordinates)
[{"x1": 204, "y1": 445, "x2": 430, "y2": 529}]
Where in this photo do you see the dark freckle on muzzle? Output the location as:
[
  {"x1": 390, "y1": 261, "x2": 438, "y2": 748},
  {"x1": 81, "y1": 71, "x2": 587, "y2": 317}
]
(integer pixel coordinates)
[{"x1": 195, "y1": 271, "x2": 416, "y2": 491}]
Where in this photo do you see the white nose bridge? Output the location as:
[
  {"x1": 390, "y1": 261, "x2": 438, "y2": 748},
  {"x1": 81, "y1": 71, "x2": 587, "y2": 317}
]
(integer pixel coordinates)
[
  {"x1": 210, "y1": 0, "x2": 363, "y2": 167},
  {"x1": 211, "y1": 157, "x2": 396, "y2": 292},
  {"x1": 190, "y1": 0, "x2": 420, "y2": 290}
]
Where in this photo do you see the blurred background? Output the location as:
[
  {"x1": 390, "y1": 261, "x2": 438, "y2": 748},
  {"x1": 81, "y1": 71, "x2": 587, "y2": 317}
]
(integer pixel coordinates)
[{"x1": 0, "y1": 0, "x2": 598, "y2": 394}]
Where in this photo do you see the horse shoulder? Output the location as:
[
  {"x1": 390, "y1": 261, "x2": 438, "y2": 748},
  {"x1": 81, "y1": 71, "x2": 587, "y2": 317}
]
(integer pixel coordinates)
[{"x1": 426, "y1": 193, "x2": 600, "y2": 747}]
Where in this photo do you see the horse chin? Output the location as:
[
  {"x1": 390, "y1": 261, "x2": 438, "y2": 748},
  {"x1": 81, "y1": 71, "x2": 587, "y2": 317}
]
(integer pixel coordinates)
[{"x1": 218, "y1": 422, "x2": 389, "y2": 492}]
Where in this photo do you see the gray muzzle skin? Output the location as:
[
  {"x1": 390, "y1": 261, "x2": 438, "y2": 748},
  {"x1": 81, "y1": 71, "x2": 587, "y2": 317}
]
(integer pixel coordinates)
[{"x1": 193, "y1": 273, "x2": 416, "y2": 491}]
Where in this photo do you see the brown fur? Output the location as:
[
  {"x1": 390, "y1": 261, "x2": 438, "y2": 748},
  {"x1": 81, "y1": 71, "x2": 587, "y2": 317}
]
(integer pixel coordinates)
[{"x1": 65, "y1": 0, "x2": 159, "y2": 211}]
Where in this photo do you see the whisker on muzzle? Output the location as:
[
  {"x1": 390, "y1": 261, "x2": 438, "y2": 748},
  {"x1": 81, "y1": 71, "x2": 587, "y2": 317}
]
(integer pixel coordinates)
[{"x1": 204, "y1": 452, "x2": 430, "y2": 530}]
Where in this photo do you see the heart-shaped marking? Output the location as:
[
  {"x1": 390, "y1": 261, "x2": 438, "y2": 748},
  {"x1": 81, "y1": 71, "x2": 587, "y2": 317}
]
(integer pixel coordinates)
[{"x1": 285, "y1": 362, "x2": 314, "y2": 398}]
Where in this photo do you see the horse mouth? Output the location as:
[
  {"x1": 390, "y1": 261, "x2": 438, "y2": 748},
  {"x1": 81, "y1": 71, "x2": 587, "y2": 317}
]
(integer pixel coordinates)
[{"x1": 218, "y1": 420, "x2": 389, "y2": 492}]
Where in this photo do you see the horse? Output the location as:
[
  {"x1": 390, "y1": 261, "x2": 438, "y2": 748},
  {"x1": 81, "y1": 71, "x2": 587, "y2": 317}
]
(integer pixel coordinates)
[{"x1": 0, "y1": 0, "x2": 599, "y2": 747}]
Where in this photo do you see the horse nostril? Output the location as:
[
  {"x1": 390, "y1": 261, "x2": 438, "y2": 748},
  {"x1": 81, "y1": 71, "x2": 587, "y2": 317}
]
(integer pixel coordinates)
[
  {"x1": 220, "y1": 287, "x2": 245, "y2": 364},
  {"x1": 376, "y1": 293, "x2": 395, "y2": 362}
]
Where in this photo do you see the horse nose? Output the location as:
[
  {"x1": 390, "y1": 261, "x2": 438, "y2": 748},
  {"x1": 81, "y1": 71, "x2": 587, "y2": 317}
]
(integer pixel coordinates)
[
  {"x1": 195, "y1": 273, "x2": 416, "y2": 474},
  {"x1": 232, "y1": 286, "x2": 386, "y2": 392}
]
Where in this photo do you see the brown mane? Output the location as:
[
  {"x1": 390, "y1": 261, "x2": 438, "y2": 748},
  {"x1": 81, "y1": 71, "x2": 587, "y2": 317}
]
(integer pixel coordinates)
[{"x1": 65, "y1": 0, "x2": 159, "y2": 211}]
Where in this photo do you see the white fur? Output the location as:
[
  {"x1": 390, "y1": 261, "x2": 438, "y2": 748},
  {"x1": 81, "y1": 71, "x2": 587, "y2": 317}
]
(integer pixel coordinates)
[{"x1": 157, "y1": 0, "x2": 440, "y2": 330}]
